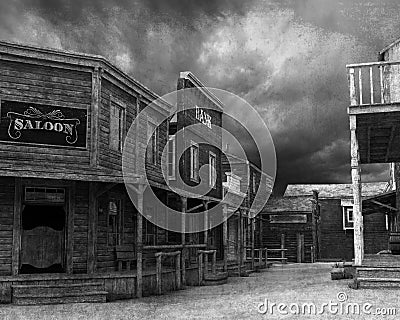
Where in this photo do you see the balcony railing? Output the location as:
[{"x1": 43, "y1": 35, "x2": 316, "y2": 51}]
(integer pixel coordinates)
[{"x1": 347, "y1": 60, "x2": 400, "y2": 107}]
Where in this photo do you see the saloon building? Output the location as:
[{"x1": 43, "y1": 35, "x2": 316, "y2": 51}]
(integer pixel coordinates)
[{"x1": 0, "y1": 41, "x2": 269, "y2": 304}]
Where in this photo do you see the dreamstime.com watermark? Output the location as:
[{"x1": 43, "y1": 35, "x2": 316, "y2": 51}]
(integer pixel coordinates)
[{"x1": 257, "y1": 292, "x2": 397, "y2": 316}]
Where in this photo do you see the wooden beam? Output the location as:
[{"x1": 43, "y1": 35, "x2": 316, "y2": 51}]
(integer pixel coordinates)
[
  {"x1": 186, "y1": 203, "x2": 203, "y2": 213},
  {"x1": 181, "y1": 196, "x2": 187, "y2": 286},
  {"x1": 87, "y1": 182, "x2": 98, "y2": 273},
  {"x1": 350, "y1": 115, "x2": 364, "y2": 266},
  {"x1": 385, "y1": 126, "x2": 396, "y2": 162},
  {"x1": 90, "y1": 67, "x2": 101, "y2": 168},
  {"x1": 11, "y1": 177, "x2": 22, "y2": 276},
  {"x1": 367, "y1": 126, "x2": 371, "y2": 163},
  {"x1": 222, "y1": 204, "x2": 228, "y2": 272},
  {"x1": 66, "y1": 181, "x2": 75, "y2": 274},
  {"x1": 370, "y1": 200, "x2": 397, "y2": 212},
  {"x1": 136, "y1": 187, "x2": 144, "y2": 298}
]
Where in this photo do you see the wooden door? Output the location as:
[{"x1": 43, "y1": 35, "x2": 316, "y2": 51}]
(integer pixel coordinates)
[
  {"x1": 20, "y1": 204, "x2": 66, "y2": 273},
  {"x1": 21, "y1": 226, "x2": 63, "y2": 268}
]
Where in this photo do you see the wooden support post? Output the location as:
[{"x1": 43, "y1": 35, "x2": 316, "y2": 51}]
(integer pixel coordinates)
[
  {"x1": 198, "y1": 252, "x2": 203, "y2": 285},
  {"x1": 223, "y1": 204, "x2": 228, "y2": 272},
  {"x1": 311, "y1": 246, "x2": 315, "y2": 263},
  {"x1": 11, "y1": 177, "x2": 22, "y2": 276},
  {"x1": 136, "y1": 186, "x2": 145, "y2": 298},
  {"x1": 181, "y1": 197, "x2": 187, "y2": 286},
  {"x1": 349, "y1": 68, "x2": 357, "y2": 106},
  {"x1": 176, "y1": 252, "x2": 181, "y2": 290},
  {"x1": 259, "y1": 216, "x2": 263, "y2": 250},
  {"x1": 66, "y1": 182, "x2": 75, "y2": 274},
  {"x1": 87, "y1": 182, "x2": 98, "y2": 274},
  {"x1": 238, "y1": 209, "x2": 243, "y2": 276},
  {"x1": 395, "y1": 163, "x2": 400, "y2": 232},
  {"x1": 264, "y1": 248, "x2": 268, "y2": 268},
  {"x1": 156, "y1": 255, "x2": 162, "y2": 295},
  {"x1": 311, "y1": 190, "x2": 318, "y2": 262},
  {"x1": 297, "y1": 233, "x2": 301, "y2": 263},
  {"x1": 212, "y1": 250, "x2": 216, "y2": 274},
  {"x1": 203, "y1": 201, "x2": 208, "y2": 248},
  {"x1": 90, "y1": 67, "x2": 101, "y2": 167},
  {"x1": 350, "y1": 115, "x2": 363, "y2": 266},
  {"x1": 251, "y1": 216, "x2": 255, "y2": 270},
  {"x1": 280, "y1": 234, "x2": 286, "y2": 264}
]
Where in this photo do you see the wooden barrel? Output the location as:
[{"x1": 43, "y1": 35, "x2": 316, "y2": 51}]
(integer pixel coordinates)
[{"x1": 389, "y1": 232, "x2": 400, "y2": 255}]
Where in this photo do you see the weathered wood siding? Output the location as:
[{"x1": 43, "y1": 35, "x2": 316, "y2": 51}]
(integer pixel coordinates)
[
  {"x1": 96, "y1": 185, "x2": 136, "y2": 273},
  {"x1": 0, "y1": 177, "x2": 14, "y2": 275},
  {"x1": 261, "y1": 212, "x2": 314, "y2": 263},
  {"x1": 319, "y1": 199, "x2": 388, "y2": 261},
  {"x1": 176, "y1": 77, "x2": 223, "y2": 200},
  {"x1": 0, "y1": 59, "x2": 92, "y2": 170},
  {"x1": 73, "y1": 182, "x2": 89, "y2": 273}
]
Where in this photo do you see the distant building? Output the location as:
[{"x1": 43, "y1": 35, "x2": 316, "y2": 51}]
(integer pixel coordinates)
[{"x1": 261, "y1": 182, "x2": 389, "y2": 262}]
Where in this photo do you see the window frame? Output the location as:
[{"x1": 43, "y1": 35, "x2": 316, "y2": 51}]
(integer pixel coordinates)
[
  {"x1": 190, "y1": 141, "x2": 199, "y2": 182},
  {"x1": 209, "y1": 151, "x2": 217, "y2": 189},
  {"x1": 109, "y1": 97, "x2": 126, "y2": 153},
  {"x1": 147, "y1": 120, "x2": 159, "y2": 165},
  {"x1": 167, "y1": 135, "x2": 176, "y2": 180},
  {"x1": 342, "y1": 206, "x2": 354, "y2": 230}
]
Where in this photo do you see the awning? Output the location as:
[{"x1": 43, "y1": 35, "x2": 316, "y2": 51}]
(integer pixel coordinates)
[{"x1": 362, "y1": 191, "x2": 396, "y2": 216}]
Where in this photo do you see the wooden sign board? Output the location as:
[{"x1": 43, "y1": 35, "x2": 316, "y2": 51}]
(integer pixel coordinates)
[
  {"x1": 0, "y1": 100, "x2": 87, "y2": 148},
  {"x1": 269, "y1": 214, "x2": 307, "y2": 224}
]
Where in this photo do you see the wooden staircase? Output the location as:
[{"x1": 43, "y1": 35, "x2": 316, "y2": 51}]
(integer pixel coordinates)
[
  {"x1": 12, "y1": 282, "x2": 107, "y2": 305},
  {"x1": 354, "y1": 254, "x2": 400, "y2": 289}
]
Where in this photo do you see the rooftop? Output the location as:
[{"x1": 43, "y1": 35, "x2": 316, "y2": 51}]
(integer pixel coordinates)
[{"x1": 284, "y1": 182, "x2": 389, "y2": 199}]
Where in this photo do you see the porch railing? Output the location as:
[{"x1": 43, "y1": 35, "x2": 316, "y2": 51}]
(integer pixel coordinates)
[{"x1": 347, "y1": 60, "x2": 400, "y2": 107}]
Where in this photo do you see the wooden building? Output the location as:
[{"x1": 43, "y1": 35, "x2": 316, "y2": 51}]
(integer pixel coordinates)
[
  {"x1": 222, "y1": 152, "x2": 274, "y2": 271},
  {"x1": 261, "y1": 182, "x2": 388, "y2": 263},
  {"x1": 0, "y1": 41, "x2": 269, "y2": 304},
  {"x1": 0, "y1": 40, "x2": 182, "y2": 303},
  {"x1": 347, "y1": 37, "x2": 400, "y2": 287}
]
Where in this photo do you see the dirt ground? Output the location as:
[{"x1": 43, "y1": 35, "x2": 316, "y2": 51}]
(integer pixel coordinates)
[{"x1": 1, "y1": 263, "x2": 399, "y2": 320}]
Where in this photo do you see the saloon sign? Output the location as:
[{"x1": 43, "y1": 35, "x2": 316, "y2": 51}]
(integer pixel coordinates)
[{"x1": 0, "y1": 101, "x2": 87, "y2": 148}]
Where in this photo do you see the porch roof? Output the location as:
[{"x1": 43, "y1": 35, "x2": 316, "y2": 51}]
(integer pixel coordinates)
[{"x1": 362, "y1": 191, "x2": 396, "y2": 216}]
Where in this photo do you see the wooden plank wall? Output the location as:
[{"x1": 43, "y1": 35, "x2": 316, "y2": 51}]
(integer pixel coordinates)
[
  {"x1": 176, "y1": 78, "x2": 223, "y2": 200},
  {"x1": 0, "y1": 59, "x2": 92, "y2": 170},
  {"x1": 98, "y1": 78, "x2": 136, "y2": 172},
  {"x1": 73, "y1": 182, "x2": 89, "y2": 273},
  {"x1": 96, "y1": 185, "x2": 136, "y2": 273},
  {"x1": 261, "y1": 212, "x2": 314, "y2": 263},
  {"x1": 0, "y1": 177, "x2": 14, "y2": 275},
  {"x1": 319, "y1": 199, "x2": 388, "y2": 261}
]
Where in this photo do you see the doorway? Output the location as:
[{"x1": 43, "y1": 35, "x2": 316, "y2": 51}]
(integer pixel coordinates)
[{"x1": 20, "y1": 204, "x2": 66, "y2": 274}]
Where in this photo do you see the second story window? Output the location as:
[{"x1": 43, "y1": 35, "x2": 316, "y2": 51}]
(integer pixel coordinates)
[
  {"x1": 209, "y1": 151, "x2": 216, "y2": 188},
  {"x1": 110, "y1": 102, "x2": 125, "y2": 152},
  {"x1": 147, "y1": 122, "x2": 158, "y2": 164},
  {"x1": 168, "y1": 135, "x2": 176, "y2": 179},
  {"x1": 190, "y1": 142, "x2": 199, "y2": 181},
  {"x1": 343, "y1": 206, "x2": 354, "y2": 230}
]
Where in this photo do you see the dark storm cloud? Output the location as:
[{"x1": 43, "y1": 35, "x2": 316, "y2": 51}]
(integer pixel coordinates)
[{"x1": 0, "y1": 0, "x2": 395, "y2": 193}]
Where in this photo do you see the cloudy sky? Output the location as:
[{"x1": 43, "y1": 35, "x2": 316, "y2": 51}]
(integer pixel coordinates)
[{"x1": 1, "y1": 0, "x2": 398, "y2": 193}]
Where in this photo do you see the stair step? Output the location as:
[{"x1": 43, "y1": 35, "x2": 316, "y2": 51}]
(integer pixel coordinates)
[
  {"x1": 13, "y1": 290, "x2": 108, "y2": 299},
  {"x1": 358, "y1": 277, "x2": 400, "y2": 282},
  {"x1": 14, "y1": 293, "x2": 107, "y2": 305},
  {"x1": 12, "y1": 282, "x2": 104, "y2": 296},
  {"x1": 11, "y1": 282, "x2": 107, "y2": 305}
]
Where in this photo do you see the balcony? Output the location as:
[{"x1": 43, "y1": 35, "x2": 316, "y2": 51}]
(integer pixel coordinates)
[{"x1": 347, "y1": 61, "x2": 400, "y2": 163}]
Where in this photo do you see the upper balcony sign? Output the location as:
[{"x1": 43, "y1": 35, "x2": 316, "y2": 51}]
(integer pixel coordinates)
[
  {"x1": 0, "y1": 100, "x2": 87, "y2": 148},
  {"x1": 195, "y1": 105, "x2": 212, "y2": 129}
]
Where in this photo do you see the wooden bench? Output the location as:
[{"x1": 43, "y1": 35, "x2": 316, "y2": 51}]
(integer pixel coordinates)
[{"x1": 115, "y1": 245, "x2": 136, "y2": 271}]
